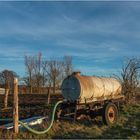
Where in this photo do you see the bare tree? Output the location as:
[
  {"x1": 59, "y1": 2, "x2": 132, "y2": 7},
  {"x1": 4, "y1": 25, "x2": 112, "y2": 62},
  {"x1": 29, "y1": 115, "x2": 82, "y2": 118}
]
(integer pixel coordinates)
[
  {"x1": 33, "y1": 52, "x2": 43, "y2": 93},
  {"x1": 63, "y1": 56, "x2": 73, "y2": 77},
  {"x1": 24, "y1": 55, "x2": 35, "y2": 94},
  {"x1": 24, "y1": 54, "x2": 73, "y2": 96},
  {"x1": 42, "y1": 61, "x2": 51, "y2": 103},
  {"x1": 44, "y1": 59, "x2": 63, "y2": 94},
  {"x1": 0, "y1": 70, "x2": 18, "y2": 108},
  {"x1": 121, "y1": 58, "x2": 140, "y2": 102}
]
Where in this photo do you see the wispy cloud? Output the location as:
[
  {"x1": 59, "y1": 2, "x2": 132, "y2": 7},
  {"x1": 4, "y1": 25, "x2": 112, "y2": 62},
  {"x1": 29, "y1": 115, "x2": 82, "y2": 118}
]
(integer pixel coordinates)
[{"x1": 0, "y1": 1, "x2": 140, "y2": 76}]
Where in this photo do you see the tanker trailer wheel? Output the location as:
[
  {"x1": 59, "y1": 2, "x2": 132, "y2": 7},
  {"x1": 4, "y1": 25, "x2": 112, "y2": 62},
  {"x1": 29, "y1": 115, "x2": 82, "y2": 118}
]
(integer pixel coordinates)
[{"x1": 102, "y1": 103, "x2": 118, "y2": 125}]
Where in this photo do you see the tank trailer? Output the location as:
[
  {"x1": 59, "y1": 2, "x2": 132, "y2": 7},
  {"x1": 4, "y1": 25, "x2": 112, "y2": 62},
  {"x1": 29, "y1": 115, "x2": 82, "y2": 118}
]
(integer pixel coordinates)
[{"x1": 58, "y1": 72, "x2": 125, "y2": 125}]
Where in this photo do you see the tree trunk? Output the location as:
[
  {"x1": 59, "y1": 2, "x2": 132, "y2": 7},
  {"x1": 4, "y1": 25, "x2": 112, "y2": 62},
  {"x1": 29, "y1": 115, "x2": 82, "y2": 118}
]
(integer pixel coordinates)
[
  {"x1": 47, "y1": 86, "x2": 51, "y2": 104},
  {"x1": 4, "y1": 89, "x2": 9, "y2": 108},
  {"x1": 53, "y1": 79, "x2": 56, "y2": 94},
  {"x1": 30, "y1": 86, "x2": 32, "y2": 94},
  {"x1": 38, "y1": 84, "x2": 40, "y2": 94},
  {"x1": 29, "y1": 73, "x2": 32, "y2": 94}
]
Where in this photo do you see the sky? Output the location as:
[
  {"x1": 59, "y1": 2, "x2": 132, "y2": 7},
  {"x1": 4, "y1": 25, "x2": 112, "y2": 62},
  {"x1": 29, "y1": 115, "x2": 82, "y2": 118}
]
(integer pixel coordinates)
[{"x1": 0, "y1": 1, "x2": 140, "y2": 77}]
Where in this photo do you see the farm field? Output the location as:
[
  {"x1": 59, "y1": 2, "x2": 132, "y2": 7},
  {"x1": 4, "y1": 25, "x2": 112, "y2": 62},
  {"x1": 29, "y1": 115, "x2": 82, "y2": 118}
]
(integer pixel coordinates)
[
  {"x1": 0, "y1": 94, "x2": 140, "y2": 139},
  {"x1": 0, "y1": 93, "x2": 63, "y2": 119}
]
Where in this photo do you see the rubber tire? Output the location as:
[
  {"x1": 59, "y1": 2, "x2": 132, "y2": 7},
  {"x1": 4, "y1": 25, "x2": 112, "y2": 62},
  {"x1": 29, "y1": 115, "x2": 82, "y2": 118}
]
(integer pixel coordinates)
[{"x1": 102, "y1": 103, "x2": 118, "y2": 125}]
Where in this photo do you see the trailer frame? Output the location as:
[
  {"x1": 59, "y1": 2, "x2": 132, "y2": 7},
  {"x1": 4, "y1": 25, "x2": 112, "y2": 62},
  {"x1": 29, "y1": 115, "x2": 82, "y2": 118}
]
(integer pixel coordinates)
[{"x1": 57, "y1": 95, "x2": 125, "y2": 125}]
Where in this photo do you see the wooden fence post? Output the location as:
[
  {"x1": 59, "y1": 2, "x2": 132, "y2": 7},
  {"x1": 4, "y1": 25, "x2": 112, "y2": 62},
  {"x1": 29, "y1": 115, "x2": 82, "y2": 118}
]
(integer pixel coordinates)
[
  {"x1": 13, "y1": 78, "x2": 19, "y2": 134},
  {"x1": 4, "y1": 88, "x2": 9, "y2": 108}
]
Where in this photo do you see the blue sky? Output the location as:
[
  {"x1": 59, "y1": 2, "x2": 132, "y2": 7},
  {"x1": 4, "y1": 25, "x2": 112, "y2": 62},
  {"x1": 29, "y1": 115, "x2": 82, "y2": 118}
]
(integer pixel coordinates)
[{"x1": 0, "y1": 1, "x2": 140, "y2": 77}]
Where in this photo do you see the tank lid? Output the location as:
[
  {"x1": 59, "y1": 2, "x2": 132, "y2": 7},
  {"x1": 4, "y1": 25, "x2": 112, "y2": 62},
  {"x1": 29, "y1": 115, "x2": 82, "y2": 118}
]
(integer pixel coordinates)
[{"x1": 72, "y1": 71, "x2": 81, "y2": 76}]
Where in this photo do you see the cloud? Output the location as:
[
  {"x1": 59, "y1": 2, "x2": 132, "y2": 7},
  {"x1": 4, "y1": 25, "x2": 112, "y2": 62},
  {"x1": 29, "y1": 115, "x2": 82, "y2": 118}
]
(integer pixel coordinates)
[
  {"x1": 0, "y1": 2, "x2": 140, "y2": 42},
  {"x1": 74, "y1": 65, "x2": 121, "y2": 76},
  {"x1": 0, "y1": 1, "x2": 140, "y2": 76}
]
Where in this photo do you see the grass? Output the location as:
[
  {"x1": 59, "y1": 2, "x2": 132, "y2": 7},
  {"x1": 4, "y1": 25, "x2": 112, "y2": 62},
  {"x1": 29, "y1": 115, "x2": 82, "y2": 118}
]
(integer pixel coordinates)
[{"x1": 0, "y1": 103, "x2": 140, "y2": 139}]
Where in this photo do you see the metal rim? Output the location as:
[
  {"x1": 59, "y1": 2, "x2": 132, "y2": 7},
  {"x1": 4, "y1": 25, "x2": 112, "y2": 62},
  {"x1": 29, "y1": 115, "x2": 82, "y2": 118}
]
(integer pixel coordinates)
[{"x1": 107, "y1": 106, "x2": 115, "y2": 123}]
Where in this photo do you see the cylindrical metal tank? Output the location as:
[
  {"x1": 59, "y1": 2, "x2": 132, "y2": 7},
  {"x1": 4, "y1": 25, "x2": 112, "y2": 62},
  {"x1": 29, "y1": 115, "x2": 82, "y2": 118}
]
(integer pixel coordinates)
[{"x1": 61, "y1": 72, "x2": 122, "y2": 103}]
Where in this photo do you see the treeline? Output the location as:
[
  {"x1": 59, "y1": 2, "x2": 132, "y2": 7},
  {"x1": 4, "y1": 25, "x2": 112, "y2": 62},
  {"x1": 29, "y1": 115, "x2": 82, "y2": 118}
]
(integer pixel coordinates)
[
  {"x1": 0, "y1": 53, "x2": 73, "y2": 95},
  {"x1": 0, "y1": 53, "x2": 73, "y2": 108},
  {"x1": 23, "y1": 53, "x2": 73, "y2": 94}
]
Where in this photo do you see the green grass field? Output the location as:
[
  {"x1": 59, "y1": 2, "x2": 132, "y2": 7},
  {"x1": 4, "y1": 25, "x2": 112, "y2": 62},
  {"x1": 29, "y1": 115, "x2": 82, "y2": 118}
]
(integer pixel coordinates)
[{"x1": 0, "y1": 103, "x2": 140, "y2": 139}]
